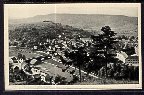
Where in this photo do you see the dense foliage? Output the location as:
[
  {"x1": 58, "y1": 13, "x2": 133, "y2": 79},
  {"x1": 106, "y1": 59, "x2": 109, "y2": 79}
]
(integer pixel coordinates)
[
  {"x1": 9, "y1": 22, "x2": 91, "y2": 47},
  {"x1": 9, "y1": 21, "x2": 139, "y2": 84}
]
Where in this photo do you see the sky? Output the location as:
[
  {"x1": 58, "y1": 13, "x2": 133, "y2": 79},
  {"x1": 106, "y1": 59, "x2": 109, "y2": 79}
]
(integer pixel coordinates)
[{"x1": 5, "y1": 3, "x2": 140, "y2": 19}]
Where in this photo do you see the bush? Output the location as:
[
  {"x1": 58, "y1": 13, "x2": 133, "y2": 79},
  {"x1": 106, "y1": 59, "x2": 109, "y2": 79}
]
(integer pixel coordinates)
[{"x1": 54, "y1": 75, "x2": 67, "y2": 85}]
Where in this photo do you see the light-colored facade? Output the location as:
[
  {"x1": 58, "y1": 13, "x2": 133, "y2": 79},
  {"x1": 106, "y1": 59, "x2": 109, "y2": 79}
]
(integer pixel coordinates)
[
  {"x1": 116, "y1": 51, "x2": 128, "y2": 63},
  {"x1": 125, "y1": 56, "x2": 139, "y2": 66}
]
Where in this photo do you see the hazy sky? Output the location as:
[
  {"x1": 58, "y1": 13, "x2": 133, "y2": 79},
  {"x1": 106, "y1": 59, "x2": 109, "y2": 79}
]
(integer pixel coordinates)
[{"x1": 5, "y1": 3, "x2": 140, "y2": 19}]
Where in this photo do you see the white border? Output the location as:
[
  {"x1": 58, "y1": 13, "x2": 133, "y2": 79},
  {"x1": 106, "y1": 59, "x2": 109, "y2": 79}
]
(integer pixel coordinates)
[{"x1": 4, "y1": 3, "x2": 142, "y2": 90}]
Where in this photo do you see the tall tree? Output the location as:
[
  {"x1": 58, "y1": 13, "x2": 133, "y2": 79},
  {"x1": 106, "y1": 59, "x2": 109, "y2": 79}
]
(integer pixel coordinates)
[
  {"x1": 90, "y1": 26, "x2": 118, "y2": 77},
  {"x1": 62, "y1": 44, "x2": 88, "y2": 82},
  {"x1": 74, "y1": 46, "x2": 88, "y2": 82}
]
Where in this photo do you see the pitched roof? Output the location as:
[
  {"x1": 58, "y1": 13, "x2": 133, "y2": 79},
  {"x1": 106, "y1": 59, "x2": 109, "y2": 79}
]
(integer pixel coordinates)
[
  {"x1": 120, "y1": 51, "x2": 128, "y2": 58},
  {"x1": 126, "y1": 56, "x2": 139, "y2": 59},
  {"x1": 80, "y1": 38, "x2": 91, "y2": 41}
]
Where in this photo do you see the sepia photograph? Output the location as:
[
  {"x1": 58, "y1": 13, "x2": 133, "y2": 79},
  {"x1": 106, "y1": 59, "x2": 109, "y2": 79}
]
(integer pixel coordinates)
[{"x1": 4, "y1": 3, "x2": 142, "y2": 90}]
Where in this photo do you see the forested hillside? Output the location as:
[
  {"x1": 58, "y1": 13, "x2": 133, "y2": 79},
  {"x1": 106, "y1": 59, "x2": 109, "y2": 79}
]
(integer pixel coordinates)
[
  {"x1": 9, "y1": 21, "x2": 91, "y2": 45},
  {"x1": 9, "y1": 14, "x2": 138, "y2": 36}
]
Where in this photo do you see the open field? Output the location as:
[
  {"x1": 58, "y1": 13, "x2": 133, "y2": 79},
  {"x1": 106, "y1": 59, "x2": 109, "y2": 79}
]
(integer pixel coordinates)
[{"x1": 9, "y1": 47, "x2": 39, "y2": 58}]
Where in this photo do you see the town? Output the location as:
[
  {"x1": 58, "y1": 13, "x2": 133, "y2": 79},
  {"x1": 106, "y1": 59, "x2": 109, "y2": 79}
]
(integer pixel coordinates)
[{"x1": 9, "y1": 22, "x2": 139, "y2": 85}]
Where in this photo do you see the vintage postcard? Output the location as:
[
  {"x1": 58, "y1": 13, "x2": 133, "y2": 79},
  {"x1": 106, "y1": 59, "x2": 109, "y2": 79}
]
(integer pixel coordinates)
[{"x1": 4, "y1": 3, "x2": 142, "y2": 90}]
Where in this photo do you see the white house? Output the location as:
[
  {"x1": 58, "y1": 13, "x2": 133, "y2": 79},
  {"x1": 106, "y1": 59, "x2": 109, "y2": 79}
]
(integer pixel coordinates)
[
  {"x1": 31, "y1": 68, "x2": 41, "y2": 75},
  {"x1": 80, "y1": 38, "x2": 91, "y2": 43},
  {"x1": 30, "y1": 59, "x2": 38, "y2": 65},
  {"x1": 19, "y1": 58, "x2": 24, "y2": 63},
  {"x1": 40, "y1": 72, "x2": 47, "y2": 82},
  {"x1": 116, "y1": 51, "x2": 128, "y2": 63},
  {"x1": 9, "y1": 57, "x2": 14, "y2": 63},
  {"x1": 9, "y1": 56, "x2": 24, "y2": 71},
  {"x1": 134, "y1": 45, "x2": 139, "y2": 56},
  {"x1": 34, "y1": 46, "x2": 38, "y2": 50}
]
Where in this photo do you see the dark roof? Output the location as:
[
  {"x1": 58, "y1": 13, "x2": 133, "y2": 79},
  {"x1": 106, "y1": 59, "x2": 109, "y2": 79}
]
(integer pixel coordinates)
[{"x1": 126, "y1": 56, "x2": 139, "y2": 59}]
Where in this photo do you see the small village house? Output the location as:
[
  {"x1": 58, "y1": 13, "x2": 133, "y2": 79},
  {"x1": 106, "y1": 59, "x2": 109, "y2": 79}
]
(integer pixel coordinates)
[
  {"x1": 116, "y1": 51, "x2": 128, "y2": 63},
  {"x1": 80, "y1": 38, "x2": 92, "y2": 43}
]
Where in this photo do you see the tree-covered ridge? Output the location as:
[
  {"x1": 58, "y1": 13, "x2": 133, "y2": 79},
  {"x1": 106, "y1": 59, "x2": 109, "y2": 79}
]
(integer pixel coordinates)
[
  {"x1": 9, "y1": 14, "x2": 138, "y2": 36},
  {"x1": 9, "y1": 21, "x2": 91, "y2": 46}
]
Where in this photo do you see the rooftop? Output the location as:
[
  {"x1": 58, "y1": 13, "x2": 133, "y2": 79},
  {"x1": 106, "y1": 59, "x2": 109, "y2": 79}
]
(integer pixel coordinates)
[{"x1": 126, "y1": 56, "x2": 139, "y2": 59}]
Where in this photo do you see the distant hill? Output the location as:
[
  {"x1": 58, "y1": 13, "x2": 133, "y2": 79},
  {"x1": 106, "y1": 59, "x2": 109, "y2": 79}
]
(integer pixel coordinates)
[
  {"x1": 9, "y1": 21, "x2": 91, "y2": 47},
  {"x1": 9, "y1": 14, "x2": 138, "y2": 36}
]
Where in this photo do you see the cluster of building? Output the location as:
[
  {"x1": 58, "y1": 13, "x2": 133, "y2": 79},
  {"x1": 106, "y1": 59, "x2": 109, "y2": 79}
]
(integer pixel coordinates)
[
  {"x1": 9, "y1": 51, "x2": 76, "y2": 84},
  {"x1": 9, "y1": 32, "x2": 139, "y2": 83},
  {"x1": 27, "y1": 34, "x2": 140, "y2": 68},
  {"x1": 116, "y1": 44, "x2": 139, "y2": 67}
]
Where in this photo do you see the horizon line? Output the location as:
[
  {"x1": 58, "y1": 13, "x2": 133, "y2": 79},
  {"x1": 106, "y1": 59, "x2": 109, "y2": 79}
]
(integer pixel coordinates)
[{"x1": 9, "y1": 13, "x2": 138, "y2": 20}]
